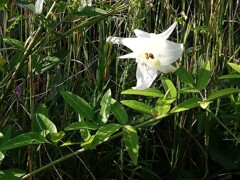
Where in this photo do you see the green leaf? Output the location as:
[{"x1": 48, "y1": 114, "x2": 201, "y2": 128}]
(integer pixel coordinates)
[
  {"x1": 35, "y1": 104, "x2": 48, "y2": 117},
  {"x1": 0, "y1": 0, "x2": 7, "y2": 11},
  {"x1": 123, "y1": 125, "x2": 139, "y2": 165},
  {"x1": 111, "y1": 100, "x2": 128, "y2": 125},
  {"x1": 65, "y1": 122, "x2": 99, "y2": 131},
  {"x1": 0, "y1": 132, "x2": 47, "y2": 151},
  {"x1": 197, "y1": 61, "x2": 210, "y2": 90},
  {"x1": 0, "y1": 151, "x2": 5, "y2": 162},
  {"x1": 176, "y1": 67, "x2": 195, "y2": 86},
  {"x1": 161, "y1": 77, "x2": 177, "y2": 99},
  {"x1": 98, "y1": 89, "x2": 112, "y2": 124},
  {"x1": 121, "y1": 88, "x2": 164, "y2": 97},
  {"x1": 32, "y1": 113, "x2": 57, "y2": 134},
  {"x1": 3, "y1": 38, "x2": 24, "y2": 49},
  {"x1": 178, "y1": 87, "x2": 200, "y2": 93},
  {"x1": 50, "y1": 131, "x2": 65, "y2": 144},
  {"x1": 0, "y1": 168, "x2": 25, "y2": 180},
  {"x1": 171, "y1": 97, "x2": 201, "y2": 113},
  {"x1": 121, "y1": 100, "x2": 155, "y2": 116},
  {"x1": 40, "y1": 51, "x2": 70, "y2": 74},
  {"x1": 228, "y1": 63, "x2": 240, "y2": 73},
  {"x1": 91, "y1": 124, "x2": 122, "y2": 148},
  {"x1": 199, "y1": 101, "x2": 211, "y2": 109},
  {"x1": 0, "y1": 126, "x2": 11, "y2": 161},
  {"x1": 74, "y1": 6, "x2": 107, "y2": 17},
  {"x1": 16, "y1": 1, "x2": 35, "y2": 12},
  {"x1": 61, "y1": 91, "x2": 94, "y2": 120},
  {"x1": 78, "y1": 115, "x2": 91, "y2": 142},
  {"x1": 219, "y1": 74, "x2": 240, "y2": 79},
  {"x1": 0, "y1": 125, "x2": 11, "y2": 146},
  {"x1": 155, "y1": 98, "x2": 172, "y2": 116},
  {"x1": 207, "y1": 88, "x2": 240, "y2": 101}
]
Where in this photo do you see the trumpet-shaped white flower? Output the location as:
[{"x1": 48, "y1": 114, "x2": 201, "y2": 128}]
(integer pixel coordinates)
[{"x1": 107, "y1": 22, "x2": 183, "y2": 90}]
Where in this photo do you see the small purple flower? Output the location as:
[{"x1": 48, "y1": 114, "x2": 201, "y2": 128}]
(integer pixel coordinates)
[{"x1": 14, "y1": 86, "x2": 21, "y2": 95}]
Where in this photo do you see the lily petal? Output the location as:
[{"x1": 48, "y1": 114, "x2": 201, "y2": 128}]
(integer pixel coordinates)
[
  {"x1": 35, "y1": 0, "x2": 44, "y2": 14},
  {"x1": 154, "y1": 22, "x2": 177, "y2": 40},
  {"x1": 107, "y1": 37, "x2": 148, "y2": 52},
  {"x1": 158, "y1": 65, "x2": 177, "y2": 73},
  {"x1": 119, "y1": 52, "x2": 136, "y2": 59},
  {"x1": 155, "y1": 41, "x2": 183, "y2": 65},
  {"x1": 134, "y1": 29, "x2": 151, "y2": 38},
  {"x1": 133, "y1": 63, "x2": 158, "y2": 90}
]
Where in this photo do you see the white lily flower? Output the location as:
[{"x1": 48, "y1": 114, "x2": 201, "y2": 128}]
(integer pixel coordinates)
[
  {"x1": 35, "y1": 0, "x2": 44, "y2": 14},
  {"x1": 107, "y1": 22, "x2": 183, "y2": 90}
]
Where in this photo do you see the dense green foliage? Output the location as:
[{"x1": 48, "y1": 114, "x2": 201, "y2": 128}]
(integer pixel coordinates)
[{"x1": 0, "y1": 0, "x2": 240, "y2": 179}]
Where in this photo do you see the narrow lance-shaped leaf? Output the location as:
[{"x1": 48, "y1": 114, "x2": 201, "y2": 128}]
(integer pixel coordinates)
[
  {"x1": 0, "y1": 132, "x2": 47, "y2": 151},
  {"x1": 98, "y1": 89, "x2": 112, "y2": 125},
  {"x1": 176, "y1": 67, "x2": 195, "y2": 87},
  {"x1": 171, "y1": 97, "x2": 201, "y2": 113},
  {"x1": 78, "y1": 114, "x2": 91, "y2": 142},
  {"x1": 207, "y1": 88, "x2": 240, "y2": 101},
  {"x1": 197, "y1": 60, "x2": 210, "y2": 90},
  {"x1": 91, "y1": 124, "x2": 122, "y2": 148},
  {"x1": 32, "y1": 113, "x2": 57, "y2": 134},
  {"x1": 161, "y1": 77, "x2": 177, "y2": 99},
  {"x1": 65, "y1": 122, "x2": 99, "y2": 131},
  {"x1": 123, "y1": 125, "x2": 139, "y2": 165},
  {"x1": 111, "y1": 100, "x2": 128, "y2": 125},
  {"x1": 121, "y1": 100, "x2": 155, "y2": 116},
  {"x1": 74, "y1": 6, "x2": 107, "y2": 17},
  {"x1": 121, "y1": 88, "x2": 164, "y2": 97},
  {"x1": 219, "y1": 74, "x2": 240, "y2": 79},
  {"x1": 61, "y1": 91, "x2": 94, "y2": 120},
  {"x1": 228, "y1": 63, "x2": 240, "y2": 73}
]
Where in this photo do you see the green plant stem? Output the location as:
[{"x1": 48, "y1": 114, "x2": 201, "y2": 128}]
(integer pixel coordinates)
[
  {"x1": 21, "y1": 113, "x2": 172, "y2": 179},
  {"x1": 0, "y1": 2, "x2": 56, "y2": 105}
]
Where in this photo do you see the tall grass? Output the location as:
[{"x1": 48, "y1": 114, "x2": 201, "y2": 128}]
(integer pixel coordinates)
[{"x1": 0, "y1": 0, "x2": 240, "y2": 179}]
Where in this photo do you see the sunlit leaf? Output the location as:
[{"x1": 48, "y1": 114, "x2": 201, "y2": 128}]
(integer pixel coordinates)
[
  {"x1": 161, "y1": 77, "x2": 177, "y2": 99},
  {"x1": 65, "y1": 122, "x2": 99, "y2": 131},
  {"x1": 74, "y1": 6, "x2": 107, "y2": 17},
  {"x1": 121, "y1": 100, "x2": 155, "y2": 116},
  {"x1": 123, "y1": 125, "x2": 139, "y2": 165},
  {"x1": 111, "y1": 100, "x2": 128, "y2": 125},
  {"x1": 207, "y1": 88, "x2": 240, "y2": 101},
  {"x1": 3, "y1": 38, "x2": 24, "y2": 49},
  {"x1": 171, "y1": 97, "x2": 201, "y2": 113},
  {"x1": 219, "y1": 74, "x2": 240, "y2": 79},
  {"x1": 228, "y1": 63, "x2": 240, "y2": 73},
  {"x1": 91, "y1": 124, "x2": 122, "y2": 148},
  {"x1": 78, "y1": 115, "x2": 91, "y2": 142},
  {"x1": 50, "y1": 131, "x2": 65, "y2": 144},
  {"x1": 199, "y1": 101, "x2": 212, "y2": 109},
  {"x1": 0, "y1": 132, "x2": 47, "y2": 151},
  {"x1": 197, "y1": 61, "x2": 210, "y2": 90},
  {"x1": 178, "y1": 87, "x2": 200, "y2": 93},
  {"x1": 61, "y1": 91, "x2": 94, "y2": 120},
  {"x1": 98, "y1": 89, "x2": 112, "y2": 124},
  {"x1": 121, "y1": 88, "x2": 164, "y2": 97},
  {"x1": 32, "y1": 113, "x2": 57, "y2": 134}
]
